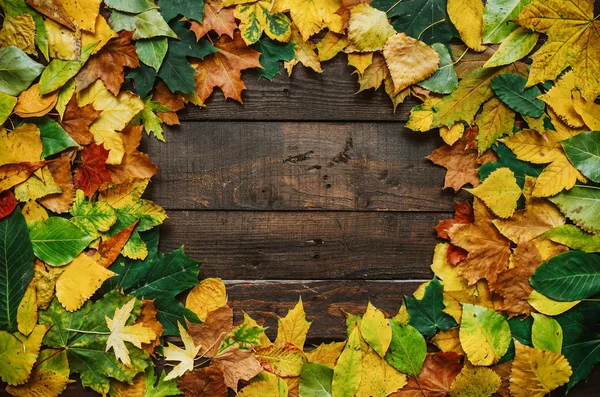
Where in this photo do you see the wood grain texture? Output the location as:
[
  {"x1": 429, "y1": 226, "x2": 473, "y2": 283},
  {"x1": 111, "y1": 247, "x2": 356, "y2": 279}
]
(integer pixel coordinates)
[
  {"x1": 176, "y1": 54, "x2": 419, "y2": 122},
  {"x1": 143, "y1": 122, "x2": 460, "y2": 212},
  {"x1": 159, "y1": 210, "x2": 448, "y2": 280}
]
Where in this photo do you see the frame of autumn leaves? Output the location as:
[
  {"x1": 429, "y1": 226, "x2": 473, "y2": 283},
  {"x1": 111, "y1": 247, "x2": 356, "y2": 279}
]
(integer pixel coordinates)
[{"x1": 0, "y1": 0, "x2": 600, "y2": 396}]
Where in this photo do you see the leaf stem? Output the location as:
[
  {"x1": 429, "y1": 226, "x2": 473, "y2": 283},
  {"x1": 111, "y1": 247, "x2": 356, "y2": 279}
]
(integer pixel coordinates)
[
  {"x1": 417, "y1": 19, "x2": 446, "y2": 41},
  {"x1": 33, "y1": 347, "x2": 66, "y2": 369},
  {"x1": 64, "y1": 328, "x2": 111, "y2": 335},
  {"x1": 386, "y1": 0, "x2": 404, "y2": 14}
]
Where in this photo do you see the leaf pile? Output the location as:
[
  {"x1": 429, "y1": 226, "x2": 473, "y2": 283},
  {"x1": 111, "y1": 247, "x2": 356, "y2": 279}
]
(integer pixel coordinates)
[{"x1": 1, "y1": 0, "x2": 600, "y2": 395}]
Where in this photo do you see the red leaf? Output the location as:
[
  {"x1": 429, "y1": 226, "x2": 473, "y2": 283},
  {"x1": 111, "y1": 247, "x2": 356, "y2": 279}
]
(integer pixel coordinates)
[
  {"x1": 0, "y1": 190, "x2": 18, "y2": 219},
  {"x1": 74, "y1": 143, "x2": 112, "y2": 197},
  {"x1": 436, "y1": 201, "x2": 474, "y2": 240},
  {"x1": 391, "y1": 352, "x2": 463, "y2": 397}
]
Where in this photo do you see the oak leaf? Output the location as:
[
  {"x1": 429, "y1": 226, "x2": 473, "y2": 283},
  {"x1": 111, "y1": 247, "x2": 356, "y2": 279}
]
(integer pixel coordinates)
[
  {"x1": 60, "y1": 95, "x2": 101, "y2": 145},
  {"x1": 515, "y1": 0, "x2": 600, "y2": 101},
  {"x1": 190, "y1": 0, "x2": 237, "y2": 40},
  {"x1": 390, "y1": 352, "x2": 462, "y2": 397},
  {"x1": 76, "y1": 31, "x2": 139, "y2": 95},
  {"x1": 178, "y1": 366, "x2": 228, "y2": 397},
  {"x1": 163, "y1": 322, "x2": 202, "y2": 381},
  {"x1": 192, "y1": 32, "x2": 261, "y2": 104},
  {"x1": 73, "y1": 143, "x2": 112, "y2": 198}
]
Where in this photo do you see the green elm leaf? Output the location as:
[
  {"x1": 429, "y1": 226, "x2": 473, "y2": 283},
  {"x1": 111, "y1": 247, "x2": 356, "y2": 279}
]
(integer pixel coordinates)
[
  {"x1": 136, "y1": 38, "x2": 169, "y2": 72},
  {"x1": 531, "y1": 313, "x2": 562, "y2": 353},
  {"x1": 299, "y1": 362, "x2": 333, "y2": 397},
  {"x1": 406, "y1": 277, "x2": 457, "y2": 338},
  {"x1": 29, "y1": 217, "x2": 92, "y2": 267},
  {"x1": 158, "y1": 0, "x2": 205, "y2": 23},
  {"x1": 252, "y1": 37, "x2": 295, "y2": 81},
  {"x1": 541, "y1": 225, "x2": 600, "y2": 253},
  {"x1": 0, "y1": 207, "x2": 34, "y2": 332},
  {"x1": 33, "y1": 116, "x2": 79, "y2": 158},
  {"x1": 0, "y1": 46, "x2": 44, "y2": 96},
  {"x1": 561, "y1": 131, "x2": 600, "y2": 183},
  {"x1": 482, "y1": 0, "x2": 530, "y2": 44},
  {"x1": 491, "y1": 73, "x2": 544, "y2": 117},
  {"x1": 109, "y1": 9, "x2": 177, "y2": 40},
  {"x1": 418, "y1": 42, "x2": 458, "y2": 94},
  {"x1": 384, "y1": 320, "x2": 426, "y2": 377},
  {"x1": 550, "y1": 185, "x2": 600, "y2": 233},
  {"x1": 530, "y1": 250, "x2": 600, "y2": 301}
]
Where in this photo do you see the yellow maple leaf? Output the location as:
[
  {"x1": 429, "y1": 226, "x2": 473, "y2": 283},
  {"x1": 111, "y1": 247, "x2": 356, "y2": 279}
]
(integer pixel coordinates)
[
  {"x1": 5, "y1": 368, "x2": 74, "y2": 397},
  {"x1": 55, "y1": 254, "x2": 115, "y2": 312},
  {"x1": 284, "y1": 25, "x2": 322, "y2": 74},
  {"x1": 347, "y1": 3, "x2": 395, "y2": 52},
  {"x1": 306, "y1": 341, "x2": 345, "y2": 368},
  {"x1": 515, "y1": 0, "x2": 600, "y2": 101},
  {"x1": 0, "y1": 14, "x2": 36, "y2": 54},
  {"x1": 447, "y1": 0, "x2": 486, "y2": 52},
  {"x1": 163, "y1": 322, "x2": 202, "y2": 381},
  {"x1": 383, "y1": 33, "x2": 440, "y2": 95},
  {"x1": 572, "y1": 90, "x2": 600, "y2": 130},
  {"x1": 347, "y1": 52, "x2": 374, "y2": 74},
  {"x1": 185, "y1": 277, "x2": 227, "y2": 322},
  {"x1": 466, "y1": 168, "x2": 521, "y2": 218},
  {"x1": 538, "y1": 71, "x2": 585, "y2": 128},
  {"x1": 234, "y1": 1, "x2": 291, "y2": 45},
  {"x1": 271, "y1": 0, "x2": 342, "y2": 42},
  {"x1": 0, "y1": 325, "x2": 48, "y2": 386},
  {"x1": 274, "y1": 298, "x2": 311, "y2": 349},
  {"x1": 509, "y1": 342, "x2": 572, "y2": 397},
  {"x1": 105, "y1": 298, "x2": 157, "y2": 367}
]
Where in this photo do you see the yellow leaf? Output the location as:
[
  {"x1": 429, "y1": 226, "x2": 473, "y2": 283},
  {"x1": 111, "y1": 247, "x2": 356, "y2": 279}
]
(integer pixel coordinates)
[
  {"x1": 23, "y1": 201, "x2": 49, "y2": 224},
  {"x1": 443, "y1": 280, "x2": 493, "y2": 323},
  {"x1": 501, "y1": 129, "x2": 563, "y2": 164},
  {"x1": 0, "y1": 92, "x2": 17, "y2": 125},
  {"x1": 316, "y1": 31, "x2": 348, "y2": 62},
  {"x1": 509, "y1": 342, "x2": 572, "y2": 397},
  {"x1": 284, "y1": 26, "x2": 322, "y2": 75},
  {"x1": 527, "y1": 290, "x2": 580, "y2": 316},
  {"x1": 483, "y1": 27, "x2": 539, "y2": 69},
  {"x1": 392, "y1": 304, "x2": 410, "y2": 325},
  {"x1": 271, "y1": 0, "x2": 342, "y2": 42},
  {"x1": 430, "y1": 243, "x2": 467, "y2": 292},
  {"x1": 97, "y1": 179, "x2": 150, "y2": 208},
  {"x1": 466, "y1": 168, "x2": 521, "y2": 218},
  {"x1": 447, "y1": 0, "x2": 486, "y2": 52},
  {"x1": 405, "y1": 96, "x2": 442, "y2": 132},
  {"x1": 359, "y1": 302, "x2": 392, "y2": 357},
  {"x1": 475, "y1": 97, "x2": 515, "y2": 154},
  {"x1": 450, "y1": 365, "x2": 501, "y2": 397},
  {"x1": 234, "y1": 1, "x2": 292, "y2": 45},
  {"x1": 81, "y1": 15, "x2": 117, "y2": 55},
  {"x1": 440, "y1": 123, "x2": 465, "y2": 146},
  {"x1": 77, "y1": 80, "x2": 144, "y2": 164},
  {"x1": 55, "y1": 254, "x2": 115, "y2": 312},
  {"x1": 105, "y1": 298, "x2": 157, "y2": 367},
  {"x1": 573, "y1": 90, "x2": 600, "y2": 130},
  {"x1": 347, "y1": 52, "x2": 373, "y2": 74},
  {"x1": 110, "y1": 372, "x2": 146, "y2": 397},
  {"x1": 306, "y1": 341, "x2": 345, "y2": 368},
  {"x1": 432, "y1": 328, "x2": 465, "y2": 355},
  {"x1": 347, "y1": 4, "x2": 395, "y2": 52},
  {"x1": 0, "y1": 325, "x2": 48, "y2": 386},
  {"x1": 185, "y1": 277, "x2": 227, "y2": 322},
  {"x1": 236, "y1": 373, "x2": 282, "y2": 397},
  {"x1": 242, "y1": 313, "x2": 272, "y2": 349},
  {"x1": 60, "y1": 0, "x2": 102, "y2": 32},
  {"x1": 45, "y1": 19, "x2": 81, "y2": 61},
  {"x1": 383, "y1": 33, "x2": 440, "y2": 95},
  {"x1": 538, "y1": 71, "x2": 585, "y2": 128},
  {"x1": 547, "y1": 107, "x2": 587, "y2": 141},
  {"x1": 532, "y1": 154, "x2": 586, "y2": 197},
  {"x1": 5, "y1": 368, "x2": 74, "y2": 397},
  {"x1": 355, "y1": 347, "x2": 406, "y2": 397},
  {"x1": 0, "y1": 14, "x2": 36, "y2": 54},
  {"x1": 274, "y1": 298, "x2": 311, "y2": 349},
  {"x1": 14, "y1": 84, "x2": 58, "y2": 118},
  {"x1": 0, "y1": 124, "x2": 42, "y2": 166},
  {"x1": 163, "y1": 322, "x2": 202, "y2": 381},
  {"x1": 17, "y1": 281, "x2": 37, "y2": 336},
  {"x1": 460, "y1": 304, "x2": 511, "y2": 366},
  {"x1": 34, "y1": 260, "x2": 63, "y2": 310},
  {"x1": 14, "y1": 166, "x2": 62, "y2": 202}
]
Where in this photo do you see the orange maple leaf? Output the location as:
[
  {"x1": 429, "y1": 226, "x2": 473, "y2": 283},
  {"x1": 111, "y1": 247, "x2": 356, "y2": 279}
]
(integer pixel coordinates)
[
  {"x1": 427, "y1": 135, "x2": 480, "y2": 191},
  {"x1": 75, "y1": 31, "x2": 139, "y2": 95},
  {"x1": 74, "y1": 143, "x2": 112, "y2": 197},
  {"x1": 152, "y1": 81, "x2": 185, "y2": 126},
  {"x1": 60, "y1": 96, "x2": 101, "y2": 146},
  {"x1": 391, "y1": 352, "x2": 463, "y2": 397},
  {"x1": 189, "y1": 0, "x2": 237, "y2": 40},
  {"x1": 39, "y1": 154, "x2": 76, "y2": 213},
  {"x1": 191, "y1": 32, "x2": 261, "y2": 104},
  {"x1": 106, "y1": 124, "x2": 158, "y2": 184}
]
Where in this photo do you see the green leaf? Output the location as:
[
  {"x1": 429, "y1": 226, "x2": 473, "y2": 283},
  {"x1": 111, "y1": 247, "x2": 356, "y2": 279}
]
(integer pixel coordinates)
[
  {"x1": 39, "y1": 292, "x2": 150, "y2": 395},
  {"x1": 541, "y1": 225, "x2": 600, "y2": 253},
  {"x1": 530, "y1": 250, "x2": 600, "y2": 301},
  {"x1": 460, "y1": 304, "x2": 511, "y2": 366},
  {"x1": 33, "y1": 117, "x2": 79, "y2": 158},
  {"x1": 550, "y1": 185, "x2": 600, "y2": 233},
  {"x1": 491, "y1": 73, "x2": 544, "y2": 117},
  {"x1": 499, "y1": 315, "x2": 533, "y2": 364},
  {"x1": 69, "y1": 190, "x2": 117, "y2": 238},
  {"x1": 0, "y1": 207, "x2": 34, "y2": 332},
  {"x1": 0, "y1": 46, "x2": 44, "y2": 96},
  {"x1": 0, "y1": 0, "x2": 49, "y2": 59},
  {"x1": 0, "y1": 92, "x2": 17, "y2": 124},
  {"x1": 561, "y1": 131, "x2": 600, "y2": 183},
  {"x1": 133, "y1": 96, "x2": 169, "y2": 142},
  {"x1": 531, "y1": 313, "x2": 562, "y2": 353},
  {"x1": 157, "y1": 21, "x2": 217, "y2": 94},
  {"x1": 252, "y1": 38, "x2": 295, "y2": 81},
  {"x1": 478, "y1": 143, "x2": 543, "y2": 187},
  {"x1": 299, "y1": 362, "x2": 333, "y2": 397},
  {"x1": 128, "y1": 64, "x2": 157, "y2": 98},
  {"x1": 406, "y1": 277, "x2": 457, "y2": 338},
  {"x1": 158, "y1": 0, "x2": 205, "y2": 23},
  {"x1": 219, "y1": 323, "x2": 265, "y2": 353},
  {"x1": 384, "y1": 320, "x2": 426, "y2": 377},
  {"x1": 144, "y1": 367, "x2": 181, "y2": 397},
  {"x1": 371, "y1": 0, "x2": 457, "y2": 45},
  {"x1": 332, "y1": 326, "x2": 361, "y2": 397},
  {"x1": 104, "y1": 0, "x2": 156, "y2": 13},
  {"x1": 556, "y1": 301, "x2": 600, "y2": 392},
  {"x1": 29, "y1": 217, "x2": 92, "y2": 267},
  {"x1": 109, "y1": 9, "x2": 177, "y2": 40},
  {"x1": 101, "y1": 232, "x2": 201, "y2": 335},
  {"x1": 136, "y1": 38, "x2": 169, "y2": 72},
  {"x1": 39, "y1": 59, "x2": 81, "y2": 95},
  {"x1": 484, "y1": 27, "x2": 538, "y2": 68},
  {"x1": 417, "y1": 43, "x2": 458, "y2": 94},
  {"x1": 236, "y1": 2, "x2": 291, "y2": 45},
  {"x1": 482, "y1": 0, "x2": 530, "y2": 44}
]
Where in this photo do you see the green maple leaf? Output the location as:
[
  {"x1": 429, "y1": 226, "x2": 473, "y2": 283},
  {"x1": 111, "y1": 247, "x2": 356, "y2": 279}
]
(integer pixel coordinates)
[
  {"x1": 252, "y1": 38, "x2": 295, "y2": 81},
  {"x1": 101, "y1": 229, "x2": 201, "y2": 335},
  {"x1": 39, "y1": 292, "x2": 151, "y2": 395},
  {"x1": 128, "y1": 64, "x2": 157, "y2": 98},
  {"x1": 133, "y1": 96, "x2": 171, "y2": 142},
  {"x1": 405, "y1": 277, "x2": 457, "y2": 338}
]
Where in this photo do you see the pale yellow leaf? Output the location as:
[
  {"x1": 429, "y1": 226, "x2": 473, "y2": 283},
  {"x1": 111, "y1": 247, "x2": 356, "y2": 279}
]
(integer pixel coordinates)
[
  {"x1": 447, "y1": 0, "x2": 486, "y2": 52},
  {"x1": 347, "y1": 4, "x2": 395, "y2": 52},
  {"x1": 185, "y1": 278, "x2": 227, "y2": 322},
  {"x1": 163, "y1": 322, "x2": 202, "y2": 381},
  {"x1": 274, "y1": 298, "x2": 311, "y2": 349},
  {"x1": 45, "y1": 19, "x2": 81, "y2": 61},
  {"x1": 466, "y1": 168, "x2": 521, "y2": 218}
]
